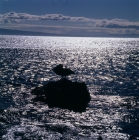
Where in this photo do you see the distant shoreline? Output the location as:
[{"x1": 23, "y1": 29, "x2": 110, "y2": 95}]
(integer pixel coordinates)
[{"x1": 0, "y1": 28, "x2": 139, "y2": 38}]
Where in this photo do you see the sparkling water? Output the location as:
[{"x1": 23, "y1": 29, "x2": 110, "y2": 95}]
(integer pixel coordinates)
[{"x1": 0, "y1": 35, "x2": 139, "y2": 139}]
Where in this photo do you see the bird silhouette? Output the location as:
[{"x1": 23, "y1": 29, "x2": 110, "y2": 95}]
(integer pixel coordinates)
[{"x1": 52, "y1": 64, "x2": 75, "y2": 78}]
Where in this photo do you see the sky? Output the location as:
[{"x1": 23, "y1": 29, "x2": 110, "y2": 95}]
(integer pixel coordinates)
[{"x1": 0, "y1": 0, "x2": 139, "y2": 37}]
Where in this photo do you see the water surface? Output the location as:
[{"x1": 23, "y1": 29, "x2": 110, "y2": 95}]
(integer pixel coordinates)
[{"x1": 0, "y1": 35, "x2": 139, "y2": 139}]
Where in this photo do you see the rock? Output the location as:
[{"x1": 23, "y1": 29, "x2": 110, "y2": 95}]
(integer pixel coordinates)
[{"x1": 31, "y1": 78, "x2": 91, "y2": 112}]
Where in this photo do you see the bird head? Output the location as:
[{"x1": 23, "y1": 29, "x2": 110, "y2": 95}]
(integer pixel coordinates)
[{"x1": 57, "y1": 64, "x2": 63, "y2": 68}]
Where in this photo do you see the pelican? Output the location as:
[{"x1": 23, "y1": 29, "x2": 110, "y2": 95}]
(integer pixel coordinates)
[{"x1": 52, "y1": 64, "x2": 75, "y2": 78}]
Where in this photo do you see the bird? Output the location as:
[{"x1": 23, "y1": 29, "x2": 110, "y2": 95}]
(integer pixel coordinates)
[{"x1": 52, "y1": 64, "x2": 75, "y2": 78}]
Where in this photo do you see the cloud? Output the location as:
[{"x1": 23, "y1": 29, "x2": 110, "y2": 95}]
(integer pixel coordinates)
[
  {"x1": 94, "y1": 19, "x2": 139, "y2": 29},
  {"x1": 0, "y1": 12, "x2": 38, "y2": 20},
  {"x1": 1, "y1": 12, "x2": 139, "y2": 30},
  {"x1": 0, "y1": 11, "x2": 91, "y2": 22},
  {"x1": 0, "y1": 18, "x2": 20, "y2": 23},
  {"x1": 0, "y1": 12, "x2": 139, "y2": 37}
]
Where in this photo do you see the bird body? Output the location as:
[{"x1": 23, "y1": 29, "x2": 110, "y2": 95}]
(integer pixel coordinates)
[{"x1": 52, "y1": 64, "x2": 75, "y2": 78}]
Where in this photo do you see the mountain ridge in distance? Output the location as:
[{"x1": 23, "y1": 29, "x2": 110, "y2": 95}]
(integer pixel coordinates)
[
  {"x1": 0, "y1": 28, "x2": 63, "y2": 36},
  {"x1": 0, "y1": 28, "x2": 139, "y2": 38}
]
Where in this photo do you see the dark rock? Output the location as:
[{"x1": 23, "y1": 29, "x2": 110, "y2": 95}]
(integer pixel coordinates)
[{"x1": 31, "y1": 78, "x2": 91, "y2": 112}]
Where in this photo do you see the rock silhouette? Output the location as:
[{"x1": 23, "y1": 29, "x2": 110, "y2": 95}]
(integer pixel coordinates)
[
  {"x1": 52, "y1": 64, "x2": 75, "y2": 78},
  {"x1": 32, "y1": 78, "x2": 91, "y2": 112}
]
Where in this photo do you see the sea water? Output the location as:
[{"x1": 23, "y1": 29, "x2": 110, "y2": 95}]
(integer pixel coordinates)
[{"x1": 0, "y1": 35, "x2": 139, "y2": 139}]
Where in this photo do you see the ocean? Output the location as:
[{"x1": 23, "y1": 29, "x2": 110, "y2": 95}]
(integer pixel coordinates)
[{"x1": 0, "y1": 35, "x2": 139, "y2": 139}]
